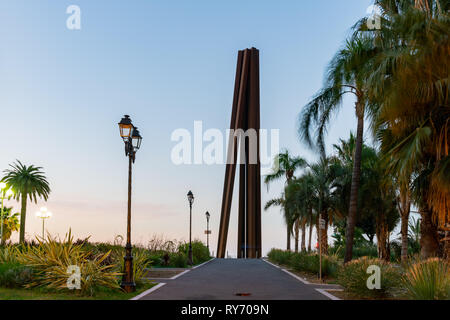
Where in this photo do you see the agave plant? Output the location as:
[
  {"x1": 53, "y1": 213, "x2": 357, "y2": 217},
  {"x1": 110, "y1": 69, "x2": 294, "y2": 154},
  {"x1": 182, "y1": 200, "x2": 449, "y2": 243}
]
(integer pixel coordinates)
[
  {"x1": 17, "y1": 230, "x2": 121, "y2": 296},
  {"x1": 337, "y1": 256, "x2": 401, "y2": 298},
  {"x1": 403, "y1": 258, "x2": 450, "y2": 300},
  {"x1": 0, "y1": 245, "x2": 19, "y2": 264},
  {"x1": 111, "y1": 247, "x2": 152, "y2": 285}
]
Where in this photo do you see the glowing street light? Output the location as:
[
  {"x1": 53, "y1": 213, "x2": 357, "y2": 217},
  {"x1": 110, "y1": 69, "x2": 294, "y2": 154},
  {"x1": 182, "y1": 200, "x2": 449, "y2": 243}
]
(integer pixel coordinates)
[
  {"x1": 35, "y1": 207, "x2": 52, "y2": 240},
  {"x1": 117, "y1": 114, "x2": 143, "y2": 293},
  {"x1": 0, "y1": 182, "x2": 14, "y2": 245}
]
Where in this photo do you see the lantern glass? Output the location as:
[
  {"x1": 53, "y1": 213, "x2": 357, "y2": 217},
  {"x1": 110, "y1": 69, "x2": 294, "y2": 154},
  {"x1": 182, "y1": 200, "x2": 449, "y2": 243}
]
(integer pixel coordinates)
[
  {"x1": 131, "y1": 128, "x2": 142, "y2": 150},
  {"x1": 120, "y1": 125, "x2": 133, "y2": 139},
  {"x1": 118, "y1": 115, "x2": 133, "y2": 139}
]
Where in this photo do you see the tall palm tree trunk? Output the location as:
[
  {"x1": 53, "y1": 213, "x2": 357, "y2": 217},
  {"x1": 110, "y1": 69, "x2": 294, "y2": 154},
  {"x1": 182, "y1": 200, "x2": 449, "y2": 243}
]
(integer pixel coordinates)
[
  {"x1": 286, "y1": 224, "x2": 291, "y2": 251},
  {"x1": 320, "y1": 213, "x2": 329, "y2": 255},
  {"x1": 400, "y1": 213, "x2": 410, "y2": 262},
  {"x1": 19, "y1": 192, "x2": 27, "y2": 244},
  {"x1": 308, "y1": 221, "x2": 313, "y2": 252},
  {"x1": 344, "y1": 106, "x2": 364, "y2": 263},
  {"x1": 294, "y1": 219, "x2": 299, "y2": 253},
  {"x1": 399, "y1": 186, "x2": 411, "y2": 263},
  {"x1": 286, "y1": 174, "x2": 293, "y2": 252},
  {"x1": 420, "y1": 208, "x2": 439, "y2": 259},
  {"x1": 376, "y1": 212, "x2": 390, "y2": 261},
  {"x1": 316, "y1": 215, "x2": 320, "y2": 251},
  {"x1": 301, "y1": 219, "x2": 306, "y2": 252}
]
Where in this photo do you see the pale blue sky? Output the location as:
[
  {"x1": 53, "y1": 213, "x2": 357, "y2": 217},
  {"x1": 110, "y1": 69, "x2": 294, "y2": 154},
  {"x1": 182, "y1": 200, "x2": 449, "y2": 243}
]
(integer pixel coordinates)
[{"x1": 0, "y1": 0, "x2": 374, "y2": 255}]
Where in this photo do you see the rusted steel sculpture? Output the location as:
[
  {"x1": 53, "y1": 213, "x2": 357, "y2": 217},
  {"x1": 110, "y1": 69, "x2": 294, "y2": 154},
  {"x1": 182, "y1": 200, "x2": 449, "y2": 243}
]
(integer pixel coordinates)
[{"x1": 217, "y1": 48, "x2": 262, "y2": 259}]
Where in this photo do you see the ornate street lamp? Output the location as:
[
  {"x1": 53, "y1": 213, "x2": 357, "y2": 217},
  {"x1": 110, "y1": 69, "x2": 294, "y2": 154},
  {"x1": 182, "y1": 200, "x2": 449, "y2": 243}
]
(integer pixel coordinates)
[
  {"x1": 205, "y1": 211, "x2": 210, "y2": 251},
  {"x1": 118, "y1": 114, "x2": 143, "y2": 293},
  {"x1": 187, "y1": 190, "x2": 194, "y2": 265},
  {"x1": 0, "y1": 183, "x2": 14, "y2": 245},
  {"x1": 35, "y1": 207, "x2": 52, "y2": 240}
]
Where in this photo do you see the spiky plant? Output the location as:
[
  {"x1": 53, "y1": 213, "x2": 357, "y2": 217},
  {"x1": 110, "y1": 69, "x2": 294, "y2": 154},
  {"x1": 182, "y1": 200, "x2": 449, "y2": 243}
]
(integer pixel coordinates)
[
  {"x1": 403, "y1": 258, "x2": 450, "y2": 300},
  {"x1": 17, "y1": 230, "x2": 121, "y2": 296}
]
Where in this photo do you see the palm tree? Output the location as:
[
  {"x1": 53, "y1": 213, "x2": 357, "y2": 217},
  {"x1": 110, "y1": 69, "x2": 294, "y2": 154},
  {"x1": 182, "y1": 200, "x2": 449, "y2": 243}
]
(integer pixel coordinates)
[
  {"x1": 309, "y1": 156, "x2": 341, "y2": 255},
  {"x1": 265, "y1": 150, "x2": 307, "y2": 186},
  {"x1": 264, "y1": 150, "x2": 307, "y2": 251},
  {"x1": 285, "y1": 174, "x2": 315, "y2": 252},
  {"x1": 359, "y1": 0, "x2": 449, "y2": 258},
  {"x1": 2, "y1": 160, "x2": 50, "y2": 243},
  {"x1": 299, "y1": 35, "x2": 376, "y2": 262},
  {"x1": 331, "y1": 134, "x2": 401, "y2": 260}
]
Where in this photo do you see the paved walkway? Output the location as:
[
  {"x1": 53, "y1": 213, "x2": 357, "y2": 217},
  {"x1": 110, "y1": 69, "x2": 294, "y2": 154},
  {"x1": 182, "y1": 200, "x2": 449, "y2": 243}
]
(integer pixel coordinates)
[{"x1": 139, "y1": 259, "x2": 336, "y2": 300}]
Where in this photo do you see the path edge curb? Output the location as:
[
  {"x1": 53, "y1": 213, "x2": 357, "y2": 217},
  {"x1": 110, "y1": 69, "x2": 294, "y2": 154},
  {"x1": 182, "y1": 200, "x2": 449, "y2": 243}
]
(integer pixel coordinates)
[
  {"x1": 315, "y1": 288, "x2": 342, "y2": 300},
  {"x1": 130, "y1": 283, "x2": 166, "y2": 300},
  {"x1": 262, "y1": 258, "x2": 344, "y2": 300}
]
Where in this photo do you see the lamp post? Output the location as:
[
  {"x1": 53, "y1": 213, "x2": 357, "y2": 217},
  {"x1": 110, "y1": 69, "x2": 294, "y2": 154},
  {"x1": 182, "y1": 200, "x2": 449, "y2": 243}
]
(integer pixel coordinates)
[
  {"x1": 205, "y1": 211, "x2": 210, "y2": 251},
  {"x1": 118, "y1": 115, "x2": 142, "y2": 293},
  {"x1": 0, "y1": 183, "x2": 14, "y2": 245},
  {"x1": 187, "y1": 190, "x2": 194, "y2": 266},
  {"x1": 35, "y1": 207, "x2": 52, "y2": 240}
]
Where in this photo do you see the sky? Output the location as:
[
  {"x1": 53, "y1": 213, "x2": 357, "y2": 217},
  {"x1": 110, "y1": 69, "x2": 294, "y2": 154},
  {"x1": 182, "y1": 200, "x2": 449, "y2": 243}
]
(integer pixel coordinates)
[{"x1": 0, "y1": 0, "x2": 377, "y2": 256}]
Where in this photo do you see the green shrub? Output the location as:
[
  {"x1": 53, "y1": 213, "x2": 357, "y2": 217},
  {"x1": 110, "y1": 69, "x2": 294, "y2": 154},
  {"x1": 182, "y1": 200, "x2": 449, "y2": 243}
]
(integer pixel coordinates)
[
  {"x1": 267, "y1": 249, "x2": 294, "y2": 265},
  {"x1": 329, "y1": 244, "x2": 378, "y2": 259},
  {"x1": 148, "y1": 253, "x2": 164, "y2": 266},
  {"x1": 177, "y1": 240, "x2": 210, "y2": 265},
  {"x1": 0, "y1": 263, "x2": 33, "y2": 288},
  {"x1": 268, "y1": 249, "x2": 339, "y2": 278},
  {"x1": 403, "y1": 258, "x2": 450, "y2": 300},
  {"x1": 0, "y1": 245, "x2": 19, "y2": 264},
  {"x1": 89, "y1": 242, "x2": 123, "y2": 254},
  {"x1": 170, "y1": 252, "x2": 188, "y2": 268},
  {"x1": 288, "y1": 252, "x2": 339, "y2": 278},
  {"x1": 337, "y1": 256, "x2": 401, "y2": 298},
  {"x1": 321, "y1": 255, "x2": 340, "y2": 277}
]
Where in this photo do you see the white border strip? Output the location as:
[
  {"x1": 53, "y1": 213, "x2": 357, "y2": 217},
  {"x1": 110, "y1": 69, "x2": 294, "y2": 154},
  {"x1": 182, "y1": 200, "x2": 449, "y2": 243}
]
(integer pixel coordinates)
[
  {"x1": 262, "y1": 259, "x2": 311, "y2": 284},
  {"x1": 263, "y1": 259, "x2": 343, "y2": 287},
  {"x1": 144, "y1": 269, "x2": 190, "y2": 280},
  {"x1": 146, "y1": 258, "x2": 215, "y2": 280},
  {"x1": 130, "y1": 283, "x2": 166, "y2": 300},
  {"x1": 281, "y1": 268, "x2": 311, "y2": 285},
  {"x1": 315, "y1": 288, "x2": 342, "y2": 301},
  {"x1": 170, "y1": 269, "x2": 190, "y2": 279},
  {"x1": 192, "y1": 258, "x2": 215, "y2": 269},
  {"x1": 262, "y1": 259, "x2": 281, "y2": 269}
]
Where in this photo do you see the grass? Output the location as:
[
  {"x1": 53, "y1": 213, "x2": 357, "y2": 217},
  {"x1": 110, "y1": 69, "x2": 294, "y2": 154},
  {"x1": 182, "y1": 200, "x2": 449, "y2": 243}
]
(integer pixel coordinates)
[
  {"x1": 326, "y1": 289, "x2": 408, "y2": 300},
  {"x1": 0, "y1": 282, "x2": 157, "y2": 300},
  {"x1": 287, "y1": 268, "x2": 338, "y2": 285}
]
